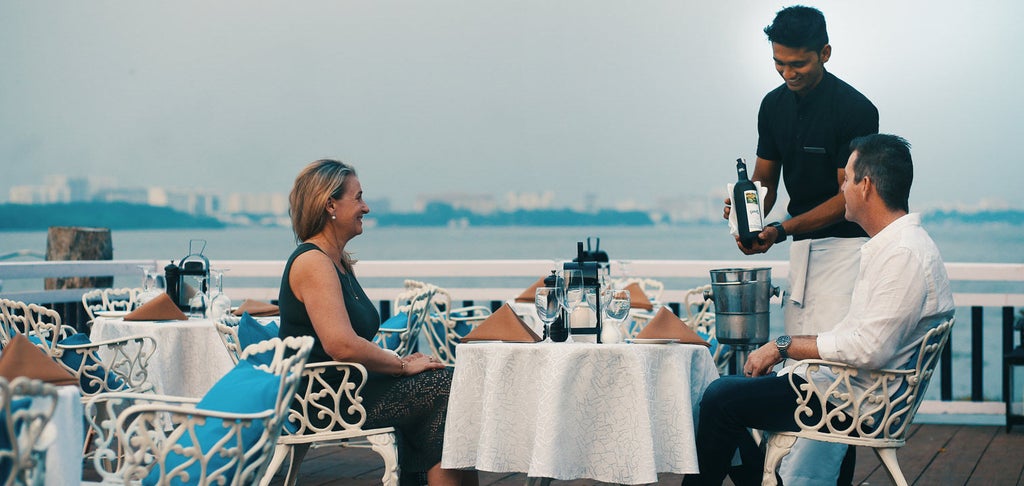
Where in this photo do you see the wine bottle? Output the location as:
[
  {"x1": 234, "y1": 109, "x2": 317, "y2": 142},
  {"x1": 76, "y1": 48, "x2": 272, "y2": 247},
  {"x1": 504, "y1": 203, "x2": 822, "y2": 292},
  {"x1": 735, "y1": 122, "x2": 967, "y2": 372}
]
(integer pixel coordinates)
[{"x1": 733, "y1": 158, "x2": 764, "y2": 249}]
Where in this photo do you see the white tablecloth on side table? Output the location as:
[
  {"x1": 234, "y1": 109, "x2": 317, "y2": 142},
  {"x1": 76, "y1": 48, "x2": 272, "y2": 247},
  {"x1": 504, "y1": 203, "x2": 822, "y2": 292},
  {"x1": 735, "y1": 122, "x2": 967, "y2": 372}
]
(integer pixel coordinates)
[
  {"x1": 442, "y1": 342, "x2": 720, "y2": 484},
  {"x1": 44, "y1": 385, "x2": 82, "y2": 486},
  {"x1": 91, "y1": 317, "x2": 236, "y2": 398}
]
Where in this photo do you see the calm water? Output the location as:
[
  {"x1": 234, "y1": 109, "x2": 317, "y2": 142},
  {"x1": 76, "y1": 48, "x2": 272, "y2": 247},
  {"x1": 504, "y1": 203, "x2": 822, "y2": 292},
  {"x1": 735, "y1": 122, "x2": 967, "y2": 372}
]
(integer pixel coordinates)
[
  {"x1": 3, "y1": 221, "x2": 1021, "y2": 263},
  {"x1": 3, "y1": 222, "x2": 1023, "y2": 402}
]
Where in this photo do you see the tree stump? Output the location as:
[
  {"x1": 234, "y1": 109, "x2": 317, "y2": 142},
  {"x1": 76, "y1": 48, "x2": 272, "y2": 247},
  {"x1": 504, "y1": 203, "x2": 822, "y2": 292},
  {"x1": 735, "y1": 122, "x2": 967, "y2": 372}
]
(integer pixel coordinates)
[{"x1": 45, "y1": 226, "x2": 113, "y2": 289}]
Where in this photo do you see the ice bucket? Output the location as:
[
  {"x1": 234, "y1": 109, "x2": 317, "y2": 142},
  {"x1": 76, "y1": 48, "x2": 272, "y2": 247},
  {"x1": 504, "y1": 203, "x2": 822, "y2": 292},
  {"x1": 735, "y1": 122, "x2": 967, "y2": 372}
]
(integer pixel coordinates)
[{"x1": 703, "y1": 267, "x2": 779, "y2": 345}]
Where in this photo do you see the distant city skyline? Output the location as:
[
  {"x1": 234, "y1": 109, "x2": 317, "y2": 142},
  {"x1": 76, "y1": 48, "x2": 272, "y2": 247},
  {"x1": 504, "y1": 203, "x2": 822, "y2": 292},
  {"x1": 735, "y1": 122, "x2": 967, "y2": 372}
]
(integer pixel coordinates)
[{"x1": 3, "y1": 1, "x2": 1023, "y2": 213}]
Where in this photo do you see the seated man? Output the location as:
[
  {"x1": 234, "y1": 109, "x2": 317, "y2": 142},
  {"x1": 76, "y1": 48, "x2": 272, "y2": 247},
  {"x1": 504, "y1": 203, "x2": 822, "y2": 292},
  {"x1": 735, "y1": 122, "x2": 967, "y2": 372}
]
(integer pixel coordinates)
[{"x1": 683, "y1": 133, "x2": 955, "y2": 485}]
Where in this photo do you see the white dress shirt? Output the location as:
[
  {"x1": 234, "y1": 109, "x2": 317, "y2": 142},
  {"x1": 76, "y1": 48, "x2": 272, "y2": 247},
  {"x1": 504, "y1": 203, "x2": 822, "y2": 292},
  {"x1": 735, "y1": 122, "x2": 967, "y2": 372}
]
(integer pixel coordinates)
[{"x1": 809, "y1": 213, "x2": 955, "y2": 397}]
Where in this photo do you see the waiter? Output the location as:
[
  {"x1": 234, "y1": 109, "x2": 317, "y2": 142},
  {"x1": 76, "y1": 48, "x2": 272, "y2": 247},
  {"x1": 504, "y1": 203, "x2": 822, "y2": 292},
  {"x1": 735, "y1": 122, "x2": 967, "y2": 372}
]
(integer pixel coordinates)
[{"x1": 724, "y1": 6, "x2": 877, "y2": 486}]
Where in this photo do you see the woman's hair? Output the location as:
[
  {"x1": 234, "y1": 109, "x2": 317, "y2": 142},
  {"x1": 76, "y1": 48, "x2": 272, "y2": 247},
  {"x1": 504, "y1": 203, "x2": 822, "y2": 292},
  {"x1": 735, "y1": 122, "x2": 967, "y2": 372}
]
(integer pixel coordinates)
[{"x1": 289, "y1": 159, "x2": 358, "y2": 268}]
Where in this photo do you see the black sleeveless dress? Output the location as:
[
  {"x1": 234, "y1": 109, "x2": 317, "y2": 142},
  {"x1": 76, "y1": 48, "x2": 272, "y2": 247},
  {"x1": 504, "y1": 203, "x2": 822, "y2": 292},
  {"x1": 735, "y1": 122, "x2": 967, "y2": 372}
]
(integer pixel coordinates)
[{"x1": 278, "y1": 242, "x2": 453, "y2": 479}]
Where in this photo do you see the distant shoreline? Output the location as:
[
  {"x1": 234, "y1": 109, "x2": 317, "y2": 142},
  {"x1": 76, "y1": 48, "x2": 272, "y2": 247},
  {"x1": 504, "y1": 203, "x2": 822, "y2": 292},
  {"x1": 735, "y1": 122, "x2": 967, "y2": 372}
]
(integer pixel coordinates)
[{"x1": 1, "y1": 202, "x2": 1022, "y2": 231}]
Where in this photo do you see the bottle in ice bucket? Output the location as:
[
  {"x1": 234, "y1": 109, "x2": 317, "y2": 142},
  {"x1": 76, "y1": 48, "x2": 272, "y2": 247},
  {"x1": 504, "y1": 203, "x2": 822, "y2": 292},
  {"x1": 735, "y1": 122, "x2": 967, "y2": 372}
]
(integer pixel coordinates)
[
  {"x1": 546, "y1": 271, "x2": 569, "y2": 342},
  {"x1": 733, "y1": 158, "x2": 764, "y2": 249}
]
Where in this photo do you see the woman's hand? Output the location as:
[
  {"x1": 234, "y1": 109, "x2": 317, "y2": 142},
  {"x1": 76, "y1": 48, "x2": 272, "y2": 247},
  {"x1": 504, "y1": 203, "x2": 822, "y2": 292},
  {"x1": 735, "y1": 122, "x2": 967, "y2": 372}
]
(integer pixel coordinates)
[{"x1": 400, "y1": 352, "x2": 446, "y2": 376}]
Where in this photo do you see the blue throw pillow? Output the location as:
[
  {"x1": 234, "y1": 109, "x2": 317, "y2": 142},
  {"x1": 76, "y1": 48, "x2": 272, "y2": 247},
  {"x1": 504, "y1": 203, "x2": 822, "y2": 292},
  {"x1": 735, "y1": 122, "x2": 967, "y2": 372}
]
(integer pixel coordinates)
[
  {"x1": 143, "y1": 360, "x2": 281, "y2": 486},
  {"x1": 376, "y1": 312, "x2": 409, "y2": 351},
  {"x1": 46, "y1": 333, "x2": 125, "y2": 394},
  {"x1": 238, "y1": 313, "x2": 280, "y2": 367}
]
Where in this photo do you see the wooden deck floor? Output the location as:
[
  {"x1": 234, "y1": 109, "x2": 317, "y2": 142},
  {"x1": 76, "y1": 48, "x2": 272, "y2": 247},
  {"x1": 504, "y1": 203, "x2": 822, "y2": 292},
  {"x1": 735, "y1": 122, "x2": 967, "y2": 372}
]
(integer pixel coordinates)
[
  {"x1": 80, "y1": 423, "x2": 1024, "y2": 485},
  {"x1": 258, "y1": 424, "x2": 1024, "y2": 486}
]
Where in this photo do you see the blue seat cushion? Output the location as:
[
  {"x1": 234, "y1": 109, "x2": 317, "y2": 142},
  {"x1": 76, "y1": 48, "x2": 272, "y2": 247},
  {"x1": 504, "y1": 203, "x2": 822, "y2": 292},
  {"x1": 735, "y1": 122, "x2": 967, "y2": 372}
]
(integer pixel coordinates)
[
  {"x1": 143, "y1": 359, "x2": 281, "y2": 486},
  {"x1": 376, "y1": 312, "x2": 410, "y2": 351},
  {"x1": 238, "y1": 313, "x2": 280, "y2": 367},
  {"x1": 53, "y1": 333, "x2": 123, "y2": 392}
]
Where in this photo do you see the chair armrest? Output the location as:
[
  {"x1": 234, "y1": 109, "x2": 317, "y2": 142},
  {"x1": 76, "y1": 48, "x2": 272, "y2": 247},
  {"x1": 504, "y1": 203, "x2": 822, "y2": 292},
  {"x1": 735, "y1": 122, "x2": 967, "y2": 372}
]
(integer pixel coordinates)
[
  {"x1": 286, "y1": 361, "x2": 371, "y2": 435},
  {"x1": 56, "y1": 334, "x2": 158, "y2": 394}
]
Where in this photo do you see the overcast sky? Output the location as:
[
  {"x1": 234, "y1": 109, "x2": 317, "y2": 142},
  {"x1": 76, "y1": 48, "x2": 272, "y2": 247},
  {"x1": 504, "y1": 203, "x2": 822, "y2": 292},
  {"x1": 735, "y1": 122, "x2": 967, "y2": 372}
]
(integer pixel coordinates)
[{"x1": 2, "y1": 0, "x2": 1022, "y2": 212}]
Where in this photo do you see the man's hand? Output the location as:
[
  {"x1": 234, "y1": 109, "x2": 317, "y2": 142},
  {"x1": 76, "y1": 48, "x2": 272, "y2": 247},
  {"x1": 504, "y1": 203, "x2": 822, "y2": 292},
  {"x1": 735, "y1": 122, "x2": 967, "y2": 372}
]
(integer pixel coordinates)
[{"x1": 743, "y1": 342, "x2": 782, "y2": 377}]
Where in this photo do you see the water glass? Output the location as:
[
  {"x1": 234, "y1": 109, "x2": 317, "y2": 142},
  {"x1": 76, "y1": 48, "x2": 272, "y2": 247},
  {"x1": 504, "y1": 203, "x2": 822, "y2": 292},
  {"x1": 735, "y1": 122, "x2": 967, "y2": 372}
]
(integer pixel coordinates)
[{"x1": 534, "y1": 287, "x2": 559, "y2": 343}]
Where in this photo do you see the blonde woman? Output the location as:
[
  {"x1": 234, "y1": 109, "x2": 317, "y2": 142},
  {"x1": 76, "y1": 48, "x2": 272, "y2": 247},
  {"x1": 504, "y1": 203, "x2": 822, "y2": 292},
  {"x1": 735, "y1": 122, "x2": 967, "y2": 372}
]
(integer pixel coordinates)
[{"x1": 279, "y1": 159, "x2": 477, "y2": 486}]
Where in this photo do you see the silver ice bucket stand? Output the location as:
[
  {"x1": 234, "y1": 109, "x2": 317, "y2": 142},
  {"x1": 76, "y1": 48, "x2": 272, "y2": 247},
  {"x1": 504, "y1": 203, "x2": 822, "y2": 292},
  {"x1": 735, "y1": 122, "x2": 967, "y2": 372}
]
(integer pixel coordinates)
[{"x1": 703, "y1": 267, "x2": 779, "y2": 375}]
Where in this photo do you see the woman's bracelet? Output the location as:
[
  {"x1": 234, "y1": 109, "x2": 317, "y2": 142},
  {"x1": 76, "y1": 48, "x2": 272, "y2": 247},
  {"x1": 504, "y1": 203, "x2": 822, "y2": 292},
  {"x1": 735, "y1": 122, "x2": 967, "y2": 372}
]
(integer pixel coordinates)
[{"x1": 392, "y1": 356, "x2": 406, "y2": 378}]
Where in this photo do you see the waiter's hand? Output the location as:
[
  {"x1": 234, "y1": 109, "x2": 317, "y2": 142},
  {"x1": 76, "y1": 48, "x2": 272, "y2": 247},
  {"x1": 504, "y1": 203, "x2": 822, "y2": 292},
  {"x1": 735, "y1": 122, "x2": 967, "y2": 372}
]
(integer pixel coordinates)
[
  {"x1": 733, "y1": 233, "x2": 769, "y2": 255},
  {"x1": 722, "y1": 197, "x2": 732, "y2": 220}
]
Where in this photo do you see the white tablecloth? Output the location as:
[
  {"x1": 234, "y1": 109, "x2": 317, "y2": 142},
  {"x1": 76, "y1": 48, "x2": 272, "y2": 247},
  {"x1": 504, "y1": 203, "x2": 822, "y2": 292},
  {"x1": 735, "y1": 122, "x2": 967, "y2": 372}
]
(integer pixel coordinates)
[
  {"x1": 442, "y1": 342, "x2": 720, "y2": 484},
  {"x1": 43, "y1": 385, "x2": 82, "y2": 486},
  {"x1": 91, "y1": 317, "x2": 235, "y2": 398}
]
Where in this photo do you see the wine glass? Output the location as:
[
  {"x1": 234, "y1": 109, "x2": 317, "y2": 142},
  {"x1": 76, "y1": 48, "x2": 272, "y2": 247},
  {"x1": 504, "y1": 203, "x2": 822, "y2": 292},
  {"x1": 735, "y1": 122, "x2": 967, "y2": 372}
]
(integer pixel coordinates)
[
  {"x1": 187, "y1": 276, "x2": 209, "y2": 318},
  {"x1": 207, "y1": 269, "x2": 232, "y2": 320},
  {"x1": 534, "y1": 287, "x2": 559, "y2": 343},
  {"x1": 136, "y1": 265, "x2": 162, "y2": 306}
]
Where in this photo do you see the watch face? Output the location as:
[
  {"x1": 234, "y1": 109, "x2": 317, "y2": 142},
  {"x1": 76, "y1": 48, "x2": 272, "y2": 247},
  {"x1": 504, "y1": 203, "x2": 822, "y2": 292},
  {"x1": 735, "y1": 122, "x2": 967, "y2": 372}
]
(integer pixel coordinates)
[{"x1": 776, "y1": 335, "x2": 792, "y2": 347}]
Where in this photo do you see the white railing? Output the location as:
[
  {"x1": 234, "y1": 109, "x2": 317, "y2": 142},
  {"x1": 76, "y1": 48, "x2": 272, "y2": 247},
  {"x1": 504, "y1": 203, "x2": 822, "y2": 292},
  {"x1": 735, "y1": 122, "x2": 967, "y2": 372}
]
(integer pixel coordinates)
[
  {"x1": 2, "y1": 259, "x2": 1022, "y2": 308},
  {"x1": 1, "y1": 258, "x2": 1022, "y2": 424}
]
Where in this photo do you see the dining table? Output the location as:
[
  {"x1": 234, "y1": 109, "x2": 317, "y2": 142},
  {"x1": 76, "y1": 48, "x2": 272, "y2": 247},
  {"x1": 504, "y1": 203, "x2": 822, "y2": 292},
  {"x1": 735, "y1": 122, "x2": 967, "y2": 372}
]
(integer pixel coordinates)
[
  {"x1": 90, "y1": 316, "x2": 237, "y2": 398},
  {"x1": 441, "y1": 341, "x2": 719, "y2": 484}
]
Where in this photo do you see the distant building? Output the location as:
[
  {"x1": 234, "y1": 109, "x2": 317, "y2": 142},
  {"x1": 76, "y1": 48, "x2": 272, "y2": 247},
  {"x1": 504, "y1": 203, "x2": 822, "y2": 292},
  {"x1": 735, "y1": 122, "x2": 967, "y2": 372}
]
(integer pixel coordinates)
[
  {"x1": 654, "y1": 192, "x2": 720, "y2": 223},
  {"x1": 503, "y1": 191, "x2": 554, "y2": 211},
  {"x1": 222, "y1": 192, "x2": 289, "y2": 216},
  {"x1": 414, "y1": 193, "x2": 497, "y2": 214}
]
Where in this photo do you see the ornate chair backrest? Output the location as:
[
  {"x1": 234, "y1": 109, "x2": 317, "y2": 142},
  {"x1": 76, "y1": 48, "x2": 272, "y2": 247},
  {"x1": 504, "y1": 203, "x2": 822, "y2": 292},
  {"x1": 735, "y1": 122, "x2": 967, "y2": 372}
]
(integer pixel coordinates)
[
  {"x1": 9, "y1": 303, "x2": 76, "y2": 358},
  {"x1": 372, "y1": 284, "x2": 433, "y2": 357},
  {"x1": 91, "y1": 336, "x2": 313, "y2": 485},
  {"x1": 81, "y1": 289, "x2": 108, "y2": 322},
  {"x1": 216, "y1": 321, "x2": 243, "y2": 364},
  {"x1": 789, "y1": 316, "x2": 955, "y2": 446},
  {"x1": 0, "y1": 377, "x2": 59, "y2": 486},
  {"x1": 103, "y1": 288, "x2": 138, "y2": 313},
  {"x1": 421, "y1": 284, "x2": 491, "y2": 366}
]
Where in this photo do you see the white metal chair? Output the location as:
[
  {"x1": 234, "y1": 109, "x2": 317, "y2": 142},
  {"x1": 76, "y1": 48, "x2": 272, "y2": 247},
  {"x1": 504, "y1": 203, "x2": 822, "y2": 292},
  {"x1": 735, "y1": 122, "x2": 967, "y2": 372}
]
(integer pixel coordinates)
[
  {"x1": 372, "y1": 282, "x2": 433, "y2": 357},
  {"x1": 0, "y1": 300, "x2": 156, "y2": 398},
  {"x1": 81, "y1": 288, "x2": 139, "y2": 322},
  {"x1": 84, "y1": 336, "x2": 313, "y2": 485},
  {"x1": 762, "y1": 317, "x2": 955, "y2": 486},
  {"x1": 0, "y1": 376, "x2": 59, "y2": 486},
  {"x1": 420, "y1": 283, "x2": 492, "y2": 366},
  {"x1": 216, "y1": 323, "x2": 399, "y2": 486}
]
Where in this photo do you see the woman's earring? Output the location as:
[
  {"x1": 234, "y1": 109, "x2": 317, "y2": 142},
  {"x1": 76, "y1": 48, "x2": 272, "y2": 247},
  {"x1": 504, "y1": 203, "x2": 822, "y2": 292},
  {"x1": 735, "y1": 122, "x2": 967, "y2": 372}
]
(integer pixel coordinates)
[{"x1": 330, "y1": 213, "x2": 336, "y2": 220}]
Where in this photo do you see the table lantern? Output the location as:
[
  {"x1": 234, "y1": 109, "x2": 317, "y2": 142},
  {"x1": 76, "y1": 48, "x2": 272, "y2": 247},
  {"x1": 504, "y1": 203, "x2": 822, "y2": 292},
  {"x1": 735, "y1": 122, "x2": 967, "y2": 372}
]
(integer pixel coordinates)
[
  {"x1": 564, "y1": 240, "x2": 603, "y2": 342},
  {"x1": 168, "y1": 240, "x2": 210, "y2": 312}
]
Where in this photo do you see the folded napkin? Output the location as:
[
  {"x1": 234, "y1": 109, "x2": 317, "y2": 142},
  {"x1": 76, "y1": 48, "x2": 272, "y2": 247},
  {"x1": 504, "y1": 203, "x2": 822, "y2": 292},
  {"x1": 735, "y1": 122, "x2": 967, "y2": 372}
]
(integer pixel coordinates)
[
  {"x1": 124, "y1": 292, "x2": 188, "y2": 321},
  {"x1": 460, "y1": 304, "x2": 541, "y2": 343},
  {"x1": 514, "y1": 277, "x2": 547, "y2": 303},
  {"x1": 232, "y1": 299, "x2": 279, "y2": 317},
  {"x1": 635, "y1": 307, "x2": 710, "y2": 347},
  {"x1": 623, "y1": 282, "x2": 653, "y2": 311},
  {"x1": 0, "y1": 334, "x2": 78, "y2": 386}
]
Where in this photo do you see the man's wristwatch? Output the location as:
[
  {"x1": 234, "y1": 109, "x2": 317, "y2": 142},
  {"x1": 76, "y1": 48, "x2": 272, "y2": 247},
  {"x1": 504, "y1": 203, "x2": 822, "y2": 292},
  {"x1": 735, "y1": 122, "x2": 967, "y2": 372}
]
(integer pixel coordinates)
[
  {"x1": 768, "y1": 222, "x2": 787, "y2": 243},
  {"x1": 775, "y1": 335, "x2": 792, "y2": 360}
]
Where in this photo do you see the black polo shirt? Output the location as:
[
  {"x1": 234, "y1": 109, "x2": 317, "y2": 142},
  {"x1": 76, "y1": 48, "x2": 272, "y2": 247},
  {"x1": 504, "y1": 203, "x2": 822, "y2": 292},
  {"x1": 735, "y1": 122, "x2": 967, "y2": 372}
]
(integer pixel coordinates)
[{"x1": 756, "y1": 70, "x2": 877, "y2": 240}]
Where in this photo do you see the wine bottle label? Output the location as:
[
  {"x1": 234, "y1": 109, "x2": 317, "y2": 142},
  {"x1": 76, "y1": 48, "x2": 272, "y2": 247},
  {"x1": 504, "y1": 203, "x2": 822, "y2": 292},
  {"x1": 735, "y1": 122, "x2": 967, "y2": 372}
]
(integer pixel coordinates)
[{"x1": 742, "y1": 189, "x2": 763, "y2": 232}]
